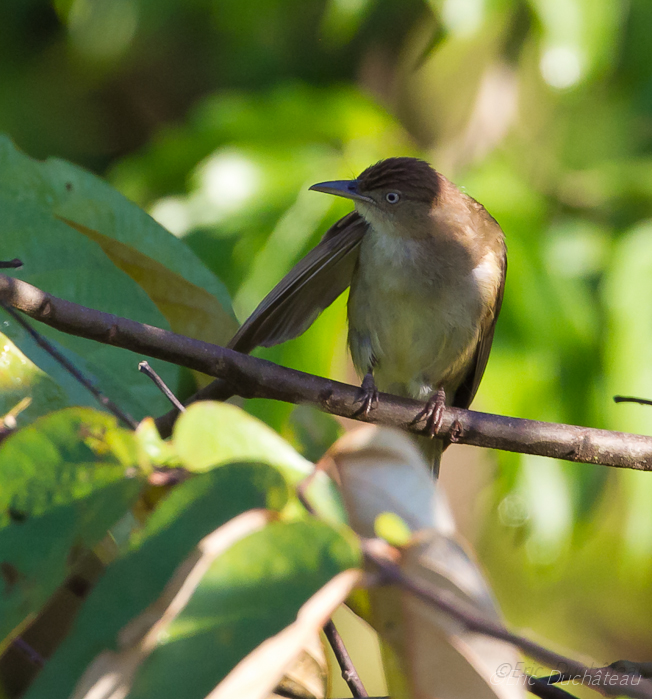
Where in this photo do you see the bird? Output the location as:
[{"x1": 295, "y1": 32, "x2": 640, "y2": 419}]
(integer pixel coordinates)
[{"x1": 227, "y1": 157, "x2": 506, "y2": 475}]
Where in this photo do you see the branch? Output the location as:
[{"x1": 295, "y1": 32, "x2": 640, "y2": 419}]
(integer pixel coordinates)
[
  {"x1": 614, "y1": 396, "x2": 652, "y2": 407},
  {"x1": 323, "y1": 619, "x2": 369, "y2": 697},
  {"x1": 361, "y1": 540, "x2": 652, "y2": 699},
  {"x1": 2, "y1": 273, "x2": 652, "y2": 470}
]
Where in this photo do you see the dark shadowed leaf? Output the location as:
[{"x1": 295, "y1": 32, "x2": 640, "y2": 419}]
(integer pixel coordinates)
[
  {"x1": 125, "y1": 519, "x2": 360, "y2": 699},
  {"x1": 0, "y1": 408, "x2": 144, "y2": 640},
  {"x1": 23, "y1": 461, "x2": 289, "y2": 699},
  {"x1": 0, "y1": 135, "x2": 236, "y2": 418}
]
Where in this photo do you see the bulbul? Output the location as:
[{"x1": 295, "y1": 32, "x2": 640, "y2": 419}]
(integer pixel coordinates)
[{"x1": 228, "y1": 157, "x2": 506, "y2": 475}]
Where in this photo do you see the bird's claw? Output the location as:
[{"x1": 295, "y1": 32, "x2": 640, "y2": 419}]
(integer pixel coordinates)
[
  {"x1": 415, "y1": 387, "x2": 446, "y2": 437},
  {"x1": 356, "y1": 373, "x2": 379, "y2": 417}
]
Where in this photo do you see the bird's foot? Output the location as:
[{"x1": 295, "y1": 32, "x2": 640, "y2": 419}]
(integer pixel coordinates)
[
  {"x1": 355, "y1": 372, "x2": 379, "y2": 418},
  {"x1": 414, "y1": 387, "x2": 447, "y2": 437}
]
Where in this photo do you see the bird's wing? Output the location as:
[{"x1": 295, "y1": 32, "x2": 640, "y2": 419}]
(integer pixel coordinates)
[
  {"x1": 228, "y1": 211, "x2": 368, "y2": 354},
  {"x1": 452, "y1": 242, "x2": 507, "y2": 410}
]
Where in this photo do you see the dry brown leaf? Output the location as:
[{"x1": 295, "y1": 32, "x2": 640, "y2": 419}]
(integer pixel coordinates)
[
  {"x1": 273, "y1": 632, "x2": 327, "y2": 699},
  {"x1": 60, "y1": 218, "x2": 238, "y2": 387},
  {"x1": 326, "y1": 425, "x2": 525, "y2": 699},
  {"x1": 322, "y1": 425, "x2": 455, "y2": 537}
]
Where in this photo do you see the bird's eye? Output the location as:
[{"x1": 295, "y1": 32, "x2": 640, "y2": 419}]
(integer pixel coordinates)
[{"x1": 385, "y1": 192, "x2": 400, "y2": 204}]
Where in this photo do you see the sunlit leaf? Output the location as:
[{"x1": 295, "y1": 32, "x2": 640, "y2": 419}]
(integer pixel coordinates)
[
  {"x1": 0, "y1": 332, "x2": 71, "y2": 423},
  {"x1": 173, "y1": 401, "x2": 346, "y2": 523}
]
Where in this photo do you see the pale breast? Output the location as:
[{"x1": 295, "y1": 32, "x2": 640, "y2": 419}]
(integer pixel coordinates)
[{"x1": 347, "y1": 227, "x2": 500, "y2": 399}]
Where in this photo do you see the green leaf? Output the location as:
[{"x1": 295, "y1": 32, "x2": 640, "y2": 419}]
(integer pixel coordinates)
[
  {"x1": 174, "y1": 401, "x2": 311, "y2": 476},
  {"x1": 0, "y1": 134, "x2": 236, "y2": 418},
  {"x1": 0, "y1": 333, "x2": 70, "y2": 423},
  {"x1": 127, "y1": 519, "x2": 360, "y2": 699},
  {"x1": 135, "y1": 417, "x2": 178, "y2": 467},
  {"x1": 0, "y1": 408, "x2": 139, "y2": 522},
  {"x1": 173, "y1": 401, "x2": 346, "y2": 523},
  {"x1": 374, "y1": 512, "x2": 412, "y2": 547},
  {"x1": 0, "y1": 408, "x2": 143, "y2": 640},
  {"x1": 0, "y1": 190, "x2": 175, "y2": 419},
  {"x1": 0, "y1": 134, "x2": 235, "y2": 330},
  {"x1": 24, "y1": 461, "x2": 289, "y2": 699}
]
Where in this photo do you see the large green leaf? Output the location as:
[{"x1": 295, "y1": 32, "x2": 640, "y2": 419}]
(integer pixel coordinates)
[
  {"x1": 24, "y1": 461, "x2": 289, "y2": 699},
  {"x1": 173, "y1": 401, "x2": 346, "y2": 523},
  {"x1": 0, "y1": 134, "x2": 236, "y2": 418},
  {"x1": 0, "y1": 134, "x2": 235, "y2": 328},
  {"x1": 0, "y1": 192, "x2": 173, "y2": 419},
  {"x1": 126, "y1": 519, "x2": 359, "y2": 699},
  {"x1": 0, "y1": 408, "x2": 143, "y2": 640}
]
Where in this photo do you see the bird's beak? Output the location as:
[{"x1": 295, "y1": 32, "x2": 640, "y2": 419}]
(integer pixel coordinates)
[{"x1": 309, "y1": 179, "x2": 374, "y2": 204}]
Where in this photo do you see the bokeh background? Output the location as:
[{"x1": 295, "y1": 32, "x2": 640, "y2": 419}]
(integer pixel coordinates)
[{"x1": 4, "y1": 0, "x2": 652, "y2": 692}]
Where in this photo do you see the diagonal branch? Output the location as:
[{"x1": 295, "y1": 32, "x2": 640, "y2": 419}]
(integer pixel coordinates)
[
  {"x1": 362, "y1": 540, "x2": 652, "y2": 699},
  {"x1": 2, "y1": 272, "x2": 652, "y2": 470},
  {"x1": 323, "y1": 619, "x2": 369, "y2": 697},
  {"x1": 0, "y1": 301, "x2": 137, "y2": 429}
]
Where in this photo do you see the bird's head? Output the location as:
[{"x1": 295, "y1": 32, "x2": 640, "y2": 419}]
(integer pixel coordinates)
[{"x1": 309, "y1": 157, "x2": 441, "y2": 238}]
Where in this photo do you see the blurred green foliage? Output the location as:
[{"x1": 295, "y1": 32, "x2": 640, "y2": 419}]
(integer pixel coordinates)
[{"x1": 4, "y1": 0, "x2": 652, "y2": 685}]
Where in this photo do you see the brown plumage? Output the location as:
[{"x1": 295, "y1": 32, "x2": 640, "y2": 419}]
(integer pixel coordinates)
[
  {"x1": 357, "y1": 157, "x2": 440, "y2": 203},
  {"x1": 229, "y1": 212, "x2": 368, "y2": 354}
]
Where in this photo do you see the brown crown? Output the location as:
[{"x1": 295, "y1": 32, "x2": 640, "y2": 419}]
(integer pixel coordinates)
[{"x1": 356, "y1": 157, "x2": 440, "y2": 202}]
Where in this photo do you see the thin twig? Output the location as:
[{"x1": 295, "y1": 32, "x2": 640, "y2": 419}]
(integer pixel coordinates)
[
  {"x1": 2, "y1": 397, "x2": 31, "y2": 430},
  {"x1": 137, "y1": 361, "x2": 190, "y2": 484},
  {"x1": 4, "y1": 273, "x2": 652, "y2": 469},
  {"x1": 297, "y1": 471, "x2": 368, "y2": 697},
  {"x1": 296, "y1": 470, "x2": 319, "y2": 515},
  {"x1": 138, "y1": 361, "x2": 185, "y2": 412},
  {"x1": 0, "y1": 301, "x2": 137, "y2": 429},
  {"x1": 0, "y1": 258, "x2": 23, "y2": 269},
  {"x1": 361, "y1": 541, "x2": 652, "y2": 699},
  {"x1": 324, "y1": 619, "x2": 369, "y2": 697},
  {"x1": 614, "y1": 396, "x2": 652, "y2": 407},
  {"x1": 11, "y1": 637, "x2": 45, "y2": 667}
]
